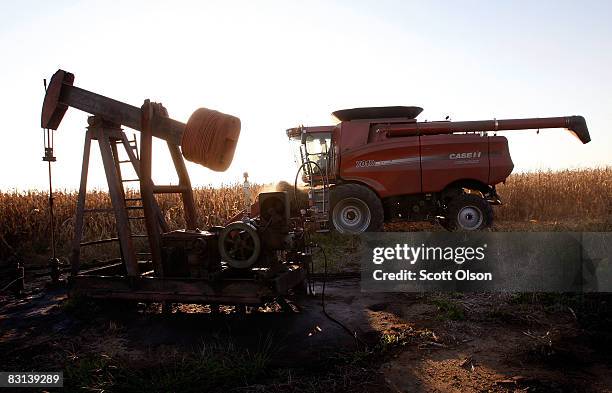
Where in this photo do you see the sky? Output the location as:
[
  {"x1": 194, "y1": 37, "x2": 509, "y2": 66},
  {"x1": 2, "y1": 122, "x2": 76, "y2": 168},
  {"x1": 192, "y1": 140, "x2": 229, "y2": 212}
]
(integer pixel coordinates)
[{"x1": 0, "y1": 0, "x2": 611, "y2": 191}]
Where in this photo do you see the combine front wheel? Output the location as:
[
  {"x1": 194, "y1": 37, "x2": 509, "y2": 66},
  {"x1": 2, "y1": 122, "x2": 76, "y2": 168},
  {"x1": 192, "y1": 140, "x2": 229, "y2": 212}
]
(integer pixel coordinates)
[{"x1": 330, "y1": 184, "x2": 384, "y2": 234}]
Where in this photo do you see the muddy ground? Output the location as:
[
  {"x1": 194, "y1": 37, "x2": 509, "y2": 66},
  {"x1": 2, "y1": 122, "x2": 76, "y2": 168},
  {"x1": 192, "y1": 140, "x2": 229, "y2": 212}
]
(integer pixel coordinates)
[{"x1": 1, "y1": 270, "x2": 611, "y2": 392}]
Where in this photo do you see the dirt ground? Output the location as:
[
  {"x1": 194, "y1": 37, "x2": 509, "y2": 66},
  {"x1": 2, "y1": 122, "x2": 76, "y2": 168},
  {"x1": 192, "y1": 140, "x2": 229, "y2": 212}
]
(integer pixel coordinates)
[{"x1": 1, "y1": 272, "x2": 611, "y2": 392}]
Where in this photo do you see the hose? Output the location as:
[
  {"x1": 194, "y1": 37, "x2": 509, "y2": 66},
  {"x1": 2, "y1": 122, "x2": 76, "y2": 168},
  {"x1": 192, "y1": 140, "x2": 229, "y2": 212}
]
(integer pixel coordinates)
[
  {"x1": 317, "y1": 245, "x2": 366, "y2": 347},
  {"x1": 292, "y1": 160, "x2": 329, "y2": 214},
  {"x1": 292, "y1": 160, "x2": 364, "y2": 345},
  {"x1": 181, "y1": 108, "x2": 241, "y2": 171}
]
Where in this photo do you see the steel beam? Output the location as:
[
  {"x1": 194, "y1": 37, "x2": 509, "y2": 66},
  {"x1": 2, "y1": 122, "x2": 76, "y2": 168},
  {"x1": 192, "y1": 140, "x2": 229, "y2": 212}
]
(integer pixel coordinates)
[
  {"x1": 139, "y1": 102, "x2": 165, "y2": 276},
  {"x1": 68, "y1": 271, "x2": 306, "y2": 304},
  {"x1": 95, "y1": 124, "x2": 139, "y2": 277},
  {"x1": 70, "y1": 130, "x2": 92, "y2": 275},
  {"x1": 56, "y1": 83, "x2": 185, "y2": 145}
]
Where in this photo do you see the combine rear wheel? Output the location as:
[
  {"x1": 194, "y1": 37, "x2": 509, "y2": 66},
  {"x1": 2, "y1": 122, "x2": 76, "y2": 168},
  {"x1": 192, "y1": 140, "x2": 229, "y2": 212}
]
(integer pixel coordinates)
[
  {"x1": 330, "y1": 184, "x2": 384, "y2": 234},
  {"x1": 441, "y1": 193, "x2": 493, "y2": 231}
]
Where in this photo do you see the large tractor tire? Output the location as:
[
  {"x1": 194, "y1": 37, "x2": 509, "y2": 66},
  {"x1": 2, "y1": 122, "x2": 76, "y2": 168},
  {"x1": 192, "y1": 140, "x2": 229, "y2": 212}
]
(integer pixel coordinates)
[
  {"x1": 330, "y1": 184, "x2": 384, "y2": 234},
  {"x1": 441, "y1": 193, "x2": 493, "y2": 231}
]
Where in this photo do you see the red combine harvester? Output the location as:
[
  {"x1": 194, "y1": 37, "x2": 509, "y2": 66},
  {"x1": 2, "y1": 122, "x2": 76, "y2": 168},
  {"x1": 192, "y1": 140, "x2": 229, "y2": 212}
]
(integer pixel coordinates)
[{"x1": 287, "y1": 106, "x2": 590, "y2": 233}]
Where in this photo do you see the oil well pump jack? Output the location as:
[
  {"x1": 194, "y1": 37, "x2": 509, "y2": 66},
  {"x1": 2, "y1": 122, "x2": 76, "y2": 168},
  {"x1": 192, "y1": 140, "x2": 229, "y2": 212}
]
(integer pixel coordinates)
[{"x1": 41, "y1": 69, "x2": 307, "y2": 304}]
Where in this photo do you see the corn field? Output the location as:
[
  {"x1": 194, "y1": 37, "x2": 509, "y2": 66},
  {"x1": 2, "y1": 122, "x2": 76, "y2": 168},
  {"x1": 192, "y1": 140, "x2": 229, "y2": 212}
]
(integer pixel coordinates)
[
  {"x1": 0, "y1": 168, "x2": 610, "y2": 262},
  {"x1": 495, "y1": 167, "x2": 612, "y2": 221},
  {"x1": 0, "y1": 184, "x2": 263, "y2": 262}
]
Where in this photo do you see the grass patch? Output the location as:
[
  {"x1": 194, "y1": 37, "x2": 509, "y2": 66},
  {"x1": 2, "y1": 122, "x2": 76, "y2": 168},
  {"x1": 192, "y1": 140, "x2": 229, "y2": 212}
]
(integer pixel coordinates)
[
  {"x1": 485, "y1": 306, "x2": 519, "y2": 324},
  {"x1": 64, "y1": 337, "x2": 273, "y2": 393},
  {"x1": 271, "y1": 331, "x2": 422, "y2": 392},
  {"x1": 309, "y1": 232, "x2": 362, "y2": 273},
  {"x1": 61, "y1": 295, "x2": 102, "y2": 320},
  {"x1": 62, "y1": 296, "x2": 139, "y2": 320},
  {"x1": 509, "y1": 293, "x2": 600, "y2": 313},
  {"x1": 431, "y1": 297, "x2": 465, "y2": 321},
  {"x1": 380, "y1": 332, "x2": 412, "y2": 349},
  {"x1": 509, "y1": 293, "x2": 612, "y2": 330}
]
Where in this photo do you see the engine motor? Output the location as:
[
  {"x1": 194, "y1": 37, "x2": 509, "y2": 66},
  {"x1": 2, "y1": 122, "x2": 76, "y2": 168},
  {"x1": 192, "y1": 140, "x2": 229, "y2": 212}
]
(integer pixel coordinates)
[
  {"x1": 162, "y1": 191, "x2": 301, "y2": 277},
  {"x1": 161, "y1": 229, "x2": 221, "y2": 279}
]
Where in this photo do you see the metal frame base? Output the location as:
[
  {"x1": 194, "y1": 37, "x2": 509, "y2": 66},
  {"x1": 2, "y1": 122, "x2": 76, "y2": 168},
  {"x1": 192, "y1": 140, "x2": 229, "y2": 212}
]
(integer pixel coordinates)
[{"x1": 69, "y1": 266, "x2": 306, "y2": 305}]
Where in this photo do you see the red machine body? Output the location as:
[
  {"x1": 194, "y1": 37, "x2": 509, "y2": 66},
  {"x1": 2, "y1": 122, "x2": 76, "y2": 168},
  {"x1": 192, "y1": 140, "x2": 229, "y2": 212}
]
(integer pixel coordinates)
[
  {"x1": 334, "y1": 121, "x2": 513, "y2": 198},
  {"x1": 287, "y1": 106, "x2": 590, "y2": 232}
]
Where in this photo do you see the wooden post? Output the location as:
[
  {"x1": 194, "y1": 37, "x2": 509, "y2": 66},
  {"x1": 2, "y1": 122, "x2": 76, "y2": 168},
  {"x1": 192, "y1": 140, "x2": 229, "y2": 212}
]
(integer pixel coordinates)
[
  {"x1": 118, "y1": 132, "x2": 168, "y2": 233},
  {"x1": 70, "y1": 130, "x2": 92, "y2": 275},
  {"x1": 95, "y1": 121, "x2": 139, "y2": 277},
  {"x1": 110, "y1": 141, "x2": 126, "y2": 200},
  {"x1": 109, "y1": 137, "x2": 128, "y2": 266},
  {"x1": 167, "y1": 142, "x2": 198, "y2": 230},
  {"x1": 139, "y1": 101, "x2": 164, "y2": 276}
]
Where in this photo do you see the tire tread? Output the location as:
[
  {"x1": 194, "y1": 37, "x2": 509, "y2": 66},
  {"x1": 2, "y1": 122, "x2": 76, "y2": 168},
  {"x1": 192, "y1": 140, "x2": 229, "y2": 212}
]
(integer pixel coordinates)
[{"x1": 330, "y1": 184, "x2": 384, "y2": 233}]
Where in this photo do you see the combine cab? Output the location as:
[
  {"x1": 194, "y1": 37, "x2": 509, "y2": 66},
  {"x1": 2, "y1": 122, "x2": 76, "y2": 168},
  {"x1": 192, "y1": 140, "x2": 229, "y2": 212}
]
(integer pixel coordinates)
[{"x1": 288, "y1": 106, "x2": 590, "y2": 233}]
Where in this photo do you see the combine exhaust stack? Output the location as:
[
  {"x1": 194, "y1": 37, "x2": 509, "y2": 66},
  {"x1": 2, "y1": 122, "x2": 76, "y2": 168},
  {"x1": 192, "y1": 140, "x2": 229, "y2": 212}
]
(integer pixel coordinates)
[{"x1": 383, "y1": 115, "x2": 590, "y2": 144}]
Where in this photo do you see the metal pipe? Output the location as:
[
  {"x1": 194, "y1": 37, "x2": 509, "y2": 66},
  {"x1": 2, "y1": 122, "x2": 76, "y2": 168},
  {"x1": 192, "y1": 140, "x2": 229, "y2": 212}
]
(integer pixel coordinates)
[{"x1": 383, "y1": 116, "x2": 590, "y2": 144}]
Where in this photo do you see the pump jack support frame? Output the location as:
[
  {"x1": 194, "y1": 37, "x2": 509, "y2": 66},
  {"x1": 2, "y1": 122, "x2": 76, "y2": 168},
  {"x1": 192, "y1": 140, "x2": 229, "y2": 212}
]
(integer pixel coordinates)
[
  {"x1": 70, "y1": 108, "x2": 197, "y2": 279},
  {"x1": 68, "y1": 113, "x2": 306, "y2": 304}
]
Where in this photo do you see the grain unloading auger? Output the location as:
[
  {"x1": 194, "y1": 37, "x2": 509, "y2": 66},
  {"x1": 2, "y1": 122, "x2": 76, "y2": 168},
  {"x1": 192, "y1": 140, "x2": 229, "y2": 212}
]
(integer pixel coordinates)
[
  {"x1": 287, "y1": 106, "x2": 590, "y2": 233},
  {"x1": 42, "y1": 69, "x2": 308, "y2": 304}
]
